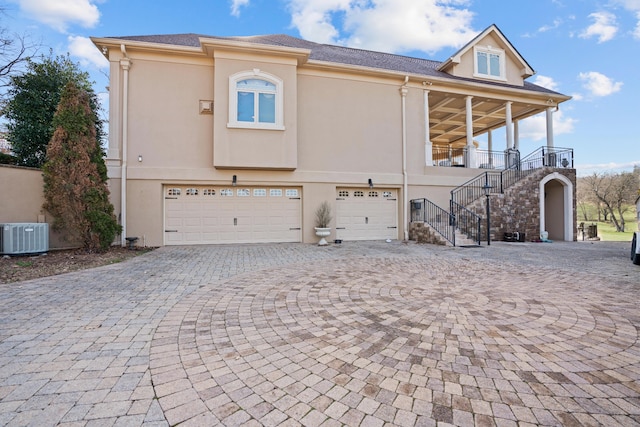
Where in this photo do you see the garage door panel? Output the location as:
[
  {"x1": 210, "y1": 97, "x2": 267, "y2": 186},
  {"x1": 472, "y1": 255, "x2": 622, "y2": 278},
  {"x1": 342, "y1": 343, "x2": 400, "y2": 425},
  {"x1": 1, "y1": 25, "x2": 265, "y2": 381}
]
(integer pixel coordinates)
[
  {"x1": 164, "y1": 186, "x2": 301, "y2": 245},
  {"x1": 336, "y1": 188, "x2": 398, "y2": 241}
]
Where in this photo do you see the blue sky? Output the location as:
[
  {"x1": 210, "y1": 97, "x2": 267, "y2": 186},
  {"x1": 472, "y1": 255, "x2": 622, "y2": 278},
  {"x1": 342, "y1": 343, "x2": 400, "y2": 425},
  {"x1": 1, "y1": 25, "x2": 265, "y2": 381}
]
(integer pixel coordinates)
[{"x1": 2, "y1": 0, "x2": 639, "y2": 175}]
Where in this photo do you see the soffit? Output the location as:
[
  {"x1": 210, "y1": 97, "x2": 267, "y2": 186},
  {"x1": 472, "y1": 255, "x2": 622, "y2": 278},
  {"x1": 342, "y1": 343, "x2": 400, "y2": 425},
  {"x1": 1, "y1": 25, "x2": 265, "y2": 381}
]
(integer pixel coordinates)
[{"x1": 428, "y1": 90, "x2": 558, "y2": 147}]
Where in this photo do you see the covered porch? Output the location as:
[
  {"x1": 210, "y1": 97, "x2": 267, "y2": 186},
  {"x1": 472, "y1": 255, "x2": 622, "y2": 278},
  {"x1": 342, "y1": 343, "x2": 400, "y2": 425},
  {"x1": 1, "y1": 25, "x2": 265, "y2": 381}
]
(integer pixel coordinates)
[{"x1": 421, "y1": 88, "x2": 570, "y2": 169}]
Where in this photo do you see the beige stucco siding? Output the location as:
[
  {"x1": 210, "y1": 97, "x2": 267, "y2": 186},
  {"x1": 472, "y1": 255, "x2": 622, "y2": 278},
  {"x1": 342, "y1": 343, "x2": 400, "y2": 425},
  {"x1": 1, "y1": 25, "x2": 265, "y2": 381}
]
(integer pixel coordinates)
[
  {"x1": 0, "y1": 166, "x2": 77, "y2": 249},
  {"x1": 127, "y1": 59, "x2": 214, "y2": 170},
  {"x1": 213, "y1": 55, "x2": 298, "y2": 169},
  {"x1": 455, "y1": 33, "x2": 525, "y2": 86},
  {"x1": 297, "y1": 74, "x2": 402, "y2": 174}
]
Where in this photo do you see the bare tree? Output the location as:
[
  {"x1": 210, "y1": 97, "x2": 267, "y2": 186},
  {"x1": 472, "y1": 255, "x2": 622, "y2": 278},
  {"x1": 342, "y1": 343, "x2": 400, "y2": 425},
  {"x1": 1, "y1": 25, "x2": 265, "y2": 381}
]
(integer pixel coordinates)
[
  {"x1": 583, "y1": 172, "x2": 638, "y2": 232},
  {"x1": 0, "y1": 6, "x2": 38, "y2": 101}
]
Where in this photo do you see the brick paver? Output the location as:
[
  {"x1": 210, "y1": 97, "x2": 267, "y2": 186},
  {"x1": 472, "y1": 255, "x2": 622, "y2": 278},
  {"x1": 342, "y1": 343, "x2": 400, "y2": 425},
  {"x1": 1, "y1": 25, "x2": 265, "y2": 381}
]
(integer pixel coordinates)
[{"x1": 0, "y1": 240, "x2": 638, "y2": 426}]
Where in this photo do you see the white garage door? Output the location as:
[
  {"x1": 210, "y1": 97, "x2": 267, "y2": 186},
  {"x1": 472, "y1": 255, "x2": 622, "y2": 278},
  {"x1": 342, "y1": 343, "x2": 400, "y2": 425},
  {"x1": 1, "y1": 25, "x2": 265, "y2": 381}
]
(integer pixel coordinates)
[
  {"x1": 164, "y1": 186, "x2": 301, "y2": 245},
  {"x1": 335, "y1": 188, "x2": 398, "y2": 241}
]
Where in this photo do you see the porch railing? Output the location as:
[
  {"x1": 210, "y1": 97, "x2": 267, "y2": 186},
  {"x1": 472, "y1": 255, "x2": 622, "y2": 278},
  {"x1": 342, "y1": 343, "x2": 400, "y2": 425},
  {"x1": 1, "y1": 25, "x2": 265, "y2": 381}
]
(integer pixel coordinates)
[
  {"x1": 410, "y1": 198, "x2": 455, "y2": 245},
  {"x1": 432, "y1": 146, "x2": 521, "y2": 170},
  {"x1": 451, "y1": 146, "x2": 574, "y2": 207},
  {"x1": 519, "y1": 146, "x2": 574, "y2": 170}
]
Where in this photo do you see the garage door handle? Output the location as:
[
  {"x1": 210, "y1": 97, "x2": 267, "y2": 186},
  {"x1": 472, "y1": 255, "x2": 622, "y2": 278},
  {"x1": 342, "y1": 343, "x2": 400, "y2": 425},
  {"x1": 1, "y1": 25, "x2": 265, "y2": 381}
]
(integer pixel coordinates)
[
  {"x1": 289, "y1": 227, "x2": 301, "y2": 230},
  {"x1": 336, "y1": 227, "x2": 346, "y2": 230},
  {"x1": 165, "y1": 197, "x2": 178, "y2": 200},
  {"x1": 387, "y1": 226, "x2": 397, "y2": 229},
  {"x1": 165, "y1": 230, "x2": 178, "y2": 232}
]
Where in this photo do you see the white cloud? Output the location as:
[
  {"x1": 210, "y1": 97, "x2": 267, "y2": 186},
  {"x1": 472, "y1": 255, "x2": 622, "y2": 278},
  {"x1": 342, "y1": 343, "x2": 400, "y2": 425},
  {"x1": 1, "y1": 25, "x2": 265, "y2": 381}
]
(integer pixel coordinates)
[
  {"x1": 538, "y1": 19, "x2": 562, "y2": 33},
  {"x1": 518, "y1": 110, "x2": 576, "y2": 142},
  {"x1": 533, "y1": 75, "x2": 559, "y2": 91},
  {"x1": 68, "y1": 36, "x2": 108, "y2": 69},
  {"x1": 576, "y1": 161, "x2": 640, "y2": 176},
  {"x1": 570, "y1": 92, "x2": 584, "y2": 101},
  {"x1": 610, "y1": 1, "x2": 640, "y2": 38},
  {"x1": 16, "y1": 0, "x2": 100, "y2": 33},
  {"x1": 578, "y1": 71, "x2": 623, "y2": 97},
  {"x1": 230, "y1": 0, "x2": 250, "y2": 17},
  {"x1": 287, "y1": 0, "x2": 477, "y2": 54},
  {"x1": 579, "y1": 11, "x2": 618, "y2": 43}
]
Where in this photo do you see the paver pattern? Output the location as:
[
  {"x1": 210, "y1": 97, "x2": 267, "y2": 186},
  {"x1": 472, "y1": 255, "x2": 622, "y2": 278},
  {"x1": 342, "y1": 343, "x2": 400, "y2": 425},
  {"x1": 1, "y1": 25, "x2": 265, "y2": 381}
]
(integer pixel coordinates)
[{"x1": 0, "y1": 240, "x2": 638, "y2": 426}]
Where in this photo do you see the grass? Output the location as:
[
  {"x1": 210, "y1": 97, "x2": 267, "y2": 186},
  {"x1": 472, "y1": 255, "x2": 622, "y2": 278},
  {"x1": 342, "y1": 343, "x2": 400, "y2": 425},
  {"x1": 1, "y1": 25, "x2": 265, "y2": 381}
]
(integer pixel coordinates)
[
  {"x1": 578, "y1": 208, "x2": 638, "y2": 242},
  {"x1": 16, "y1": 260, "x2": 33, "y2": 268},
  {"x1": 596, "y1": 220, "x2": 637, "y2": 241}
]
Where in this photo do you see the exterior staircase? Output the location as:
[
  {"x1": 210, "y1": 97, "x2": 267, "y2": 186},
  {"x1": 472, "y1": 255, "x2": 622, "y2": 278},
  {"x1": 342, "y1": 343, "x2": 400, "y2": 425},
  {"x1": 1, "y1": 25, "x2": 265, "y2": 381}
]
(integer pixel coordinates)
[{"x1": 410, "y1": 146, "x2": 574, "y2": 246}]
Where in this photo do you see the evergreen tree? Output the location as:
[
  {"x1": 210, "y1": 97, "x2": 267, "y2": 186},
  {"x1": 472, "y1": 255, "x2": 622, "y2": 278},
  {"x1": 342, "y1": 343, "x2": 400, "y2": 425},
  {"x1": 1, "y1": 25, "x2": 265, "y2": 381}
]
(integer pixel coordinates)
[
  {"x1": 43, "y1": 82, "x2": 120, "y2": 252},
  {"x1": 4, "y1": 52, "x2": 102, "y2": 167}
]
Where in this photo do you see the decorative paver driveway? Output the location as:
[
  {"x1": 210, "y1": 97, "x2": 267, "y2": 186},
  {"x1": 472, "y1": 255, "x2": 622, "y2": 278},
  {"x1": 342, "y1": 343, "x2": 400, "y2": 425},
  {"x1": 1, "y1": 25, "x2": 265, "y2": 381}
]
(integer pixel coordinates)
[{"x1": 0, "y1": 241, "x2": 638, "y2": 426}]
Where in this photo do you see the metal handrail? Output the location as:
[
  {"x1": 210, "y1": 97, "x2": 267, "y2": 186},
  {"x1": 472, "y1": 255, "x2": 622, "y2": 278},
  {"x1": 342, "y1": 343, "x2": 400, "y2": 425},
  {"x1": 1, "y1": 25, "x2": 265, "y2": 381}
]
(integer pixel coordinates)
[
  {"x1": 450, "y1": 201, "x2": 481, "y2": 246},
  {"x1": 451, "y1": 146, "x2": 574, "y2": 207},
  {"x1": 410, "y1": 198, "x2": 455, "y2": 245}
]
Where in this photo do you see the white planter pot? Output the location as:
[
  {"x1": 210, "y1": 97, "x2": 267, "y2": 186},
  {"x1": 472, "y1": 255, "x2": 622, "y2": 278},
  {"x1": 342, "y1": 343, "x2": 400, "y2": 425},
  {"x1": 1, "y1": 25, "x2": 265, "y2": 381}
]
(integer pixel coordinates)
[{"x1": 314, "y1": 227, "x2": 331, "y2": 246}]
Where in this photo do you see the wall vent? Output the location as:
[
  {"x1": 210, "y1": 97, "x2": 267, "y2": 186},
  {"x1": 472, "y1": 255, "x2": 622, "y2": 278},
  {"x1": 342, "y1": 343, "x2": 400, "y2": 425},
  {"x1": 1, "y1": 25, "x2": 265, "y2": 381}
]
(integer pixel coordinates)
[{"x1": 0, "y1": 223, "x2": 49, "y2": 255}]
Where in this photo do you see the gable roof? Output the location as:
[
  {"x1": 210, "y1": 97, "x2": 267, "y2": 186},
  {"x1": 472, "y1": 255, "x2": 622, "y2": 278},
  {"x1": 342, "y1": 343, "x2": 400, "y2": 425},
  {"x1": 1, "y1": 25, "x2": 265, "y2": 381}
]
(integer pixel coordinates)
[
  {"x1": 437, "y1": 24, "x2": 535, "y2": 78},
  {"x1": 100, "y1": 32, "x2": 561, "y2": 97}
]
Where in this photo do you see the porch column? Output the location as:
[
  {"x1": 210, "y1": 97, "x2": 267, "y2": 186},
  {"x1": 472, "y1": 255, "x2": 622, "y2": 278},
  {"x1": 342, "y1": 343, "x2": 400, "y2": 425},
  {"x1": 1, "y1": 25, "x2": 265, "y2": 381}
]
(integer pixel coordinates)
[
  {"x1": 546, "y1": 107, "x2": 555, "y2": 148},
  {"x1": 505, "y1": 101, "x2": 514, "y2": 150},
  {"x1": 513, "y1": 120, "x2": 520, "y2": 150},
  {"x1": 487, "y1": 130, "x2": 493, "y2": 168},
  {"x1": 487, "y1": 130, "x2": 493, "y2": 152},
  {"x1": 465, "y1": 95, "x2": 477, "y2": 168},
  {"x1": 424, "y1": 90, "x2": 432, "y2": 166}
]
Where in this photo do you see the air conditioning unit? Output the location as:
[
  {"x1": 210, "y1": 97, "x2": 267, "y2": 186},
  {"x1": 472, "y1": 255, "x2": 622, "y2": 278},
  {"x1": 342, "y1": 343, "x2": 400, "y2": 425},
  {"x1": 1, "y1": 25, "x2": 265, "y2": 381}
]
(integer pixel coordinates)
[{"x1": 0, "y1": 223, "x2": 49, "y2": 255}]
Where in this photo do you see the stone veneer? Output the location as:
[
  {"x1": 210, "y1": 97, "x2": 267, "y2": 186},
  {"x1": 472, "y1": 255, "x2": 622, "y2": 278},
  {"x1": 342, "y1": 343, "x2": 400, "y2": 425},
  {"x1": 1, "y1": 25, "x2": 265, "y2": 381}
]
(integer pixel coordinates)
[
  {"x1": 467, "y1": 167, "x2": 577, "y2": 242},
  {"x1": 409, "y1": 222, "x2": 448, "y2": 245},
  {"x1": 410, "y1": 167, "x2": 577, "y2": 244}
]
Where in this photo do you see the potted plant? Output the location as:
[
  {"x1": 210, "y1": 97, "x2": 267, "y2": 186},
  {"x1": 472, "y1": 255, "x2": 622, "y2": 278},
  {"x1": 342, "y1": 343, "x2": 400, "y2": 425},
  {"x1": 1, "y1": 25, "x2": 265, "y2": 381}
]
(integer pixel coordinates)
[{"x1": 314, "y1": 201, "x2": 332, "y2": 246}]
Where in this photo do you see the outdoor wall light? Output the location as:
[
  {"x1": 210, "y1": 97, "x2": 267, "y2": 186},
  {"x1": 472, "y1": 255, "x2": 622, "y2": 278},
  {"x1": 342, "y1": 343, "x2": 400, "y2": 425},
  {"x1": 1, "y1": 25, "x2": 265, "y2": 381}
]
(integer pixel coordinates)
[
  {"x1": 368, "y1": 178, "x2": 373, "y2": 189},
  {"x1": 232, "y1": 175, "x2": 237, "y2": 186},
  {"x1": 137, "y1": 155, "x2": 143, "y2": 162}
]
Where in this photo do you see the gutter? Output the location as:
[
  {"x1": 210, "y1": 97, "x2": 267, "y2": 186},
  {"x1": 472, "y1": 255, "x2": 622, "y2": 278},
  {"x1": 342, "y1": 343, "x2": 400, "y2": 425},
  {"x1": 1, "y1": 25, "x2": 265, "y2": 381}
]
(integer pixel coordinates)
[{"x1": 400, "y1": 76, "x2": 409, "y2": 241}]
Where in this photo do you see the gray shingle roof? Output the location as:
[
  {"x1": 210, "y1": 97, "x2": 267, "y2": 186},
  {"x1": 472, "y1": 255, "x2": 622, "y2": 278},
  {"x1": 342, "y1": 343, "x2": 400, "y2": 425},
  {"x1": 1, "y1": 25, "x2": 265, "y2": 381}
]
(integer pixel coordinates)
[{"x1": 106, "y1": 33, "x2": 562, "y2": 96}]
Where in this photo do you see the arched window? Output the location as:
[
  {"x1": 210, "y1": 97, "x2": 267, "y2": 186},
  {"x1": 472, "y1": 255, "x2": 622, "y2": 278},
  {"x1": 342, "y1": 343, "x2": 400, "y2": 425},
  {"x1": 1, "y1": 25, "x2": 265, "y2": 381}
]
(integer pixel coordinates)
[{"x1": 228, "y1": 70, "x2": 284, "y2": 130}]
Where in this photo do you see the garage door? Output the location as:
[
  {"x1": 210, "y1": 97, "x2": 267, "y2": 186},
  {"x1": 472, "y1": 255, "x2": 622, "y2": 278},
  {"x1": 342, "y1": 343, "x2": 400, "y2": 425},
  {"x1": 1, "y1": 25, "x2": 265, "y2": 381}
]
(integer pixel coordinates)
[
  {"x1": 335, "y1": 188, "x2": 398, "y2": 241},
  {"x1": 164, "y1": 186, "x2": 301, "y2": 245}
]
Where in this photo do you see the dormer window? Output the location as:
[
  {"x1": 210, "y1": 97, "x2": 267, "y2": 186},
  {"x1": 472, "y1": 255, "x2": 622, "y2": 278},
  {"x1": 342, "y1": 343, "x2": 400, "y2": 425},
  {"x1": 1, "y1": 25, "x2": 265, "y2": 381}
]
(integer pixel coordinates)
[
  {"x1": 474, "y1": 46, "x2": 505, "y2": 81},
  {"x1": 228, "y1": 70, "x2": 284, "y2": 130}
]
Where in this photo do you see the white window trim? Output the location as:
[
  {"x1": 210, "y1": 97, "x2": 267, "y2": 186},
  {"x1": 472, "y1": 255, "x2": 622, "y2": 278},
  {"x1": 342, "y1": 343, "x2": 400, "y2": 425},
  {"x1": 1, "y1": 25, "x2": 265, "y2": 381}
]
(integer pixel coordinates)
[
  {"x1": 473, "y1": 45, "x2": 506, "y2": 82},
  {"x1": 228, "y1": 69, "x2": 285, "y2": 130}
]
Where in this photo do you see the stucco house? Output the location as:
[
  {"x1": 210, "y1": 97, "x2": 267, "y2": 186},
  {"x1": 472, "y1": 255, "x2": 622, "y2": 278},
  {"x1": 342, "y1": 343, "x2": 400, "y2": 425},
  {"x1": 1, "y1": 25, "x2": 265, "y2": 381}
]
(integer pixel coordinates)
[{"x1": 91, "y1": 24, "x2": 575, "y2": 248}]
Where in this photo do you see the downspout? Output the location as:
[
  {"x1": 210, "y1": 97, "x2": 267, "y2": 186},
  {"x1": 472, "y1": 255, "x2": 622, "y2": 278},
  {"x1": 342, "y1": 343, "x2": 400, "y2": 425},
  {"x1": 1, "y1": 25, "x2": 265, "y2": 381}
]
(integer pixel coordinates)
[
  {"x1": 120, "y1": 45, "x2": 131, "y2": 247},
  {"x1": 400, "y1": 76, "x2": 409, "y2": 241}
]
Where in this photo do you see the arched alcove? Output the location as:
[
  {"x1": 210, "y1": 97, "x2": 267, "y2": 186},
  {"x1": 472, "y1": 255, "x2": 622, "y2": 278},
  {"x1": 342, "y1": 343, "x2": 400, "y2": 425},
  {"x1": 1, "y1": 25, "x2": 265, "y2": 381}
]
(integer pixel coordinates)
[{"x1": 539, "y1": 172, "x2": 574, "y2": 241}]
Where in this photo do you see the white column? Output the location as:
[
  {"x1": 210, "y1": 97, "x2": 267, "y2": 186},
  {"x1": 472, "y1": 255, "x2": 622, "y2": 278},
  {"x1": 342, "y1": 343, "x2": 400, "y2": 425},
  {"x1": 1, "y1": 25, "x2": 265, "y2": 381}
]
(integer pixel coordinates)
[
  {"x1": 505, "y1": 101, "x2": 513, "y2": 150},
  {"x1": 487, "y1": 130, "x2": 493, "y2": 168},
  {"x1": 465, "y1": 96, "x2": 477, "y2": 168},
  {"x1": 424, "y1": 90, "x2": 432, "y2": 167},
  {"x1": 546, "y1": 107, "x2": 554, "y2": 148},
  {"x1": 120, "y1": 52, "x2": 131, "y2": 247},
  {"x1": 487, "y1": 130, "x2": 493, "y2": 152},
  {"x1": 513, "y1": 120, "x2": 519, "y2": 151}
]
